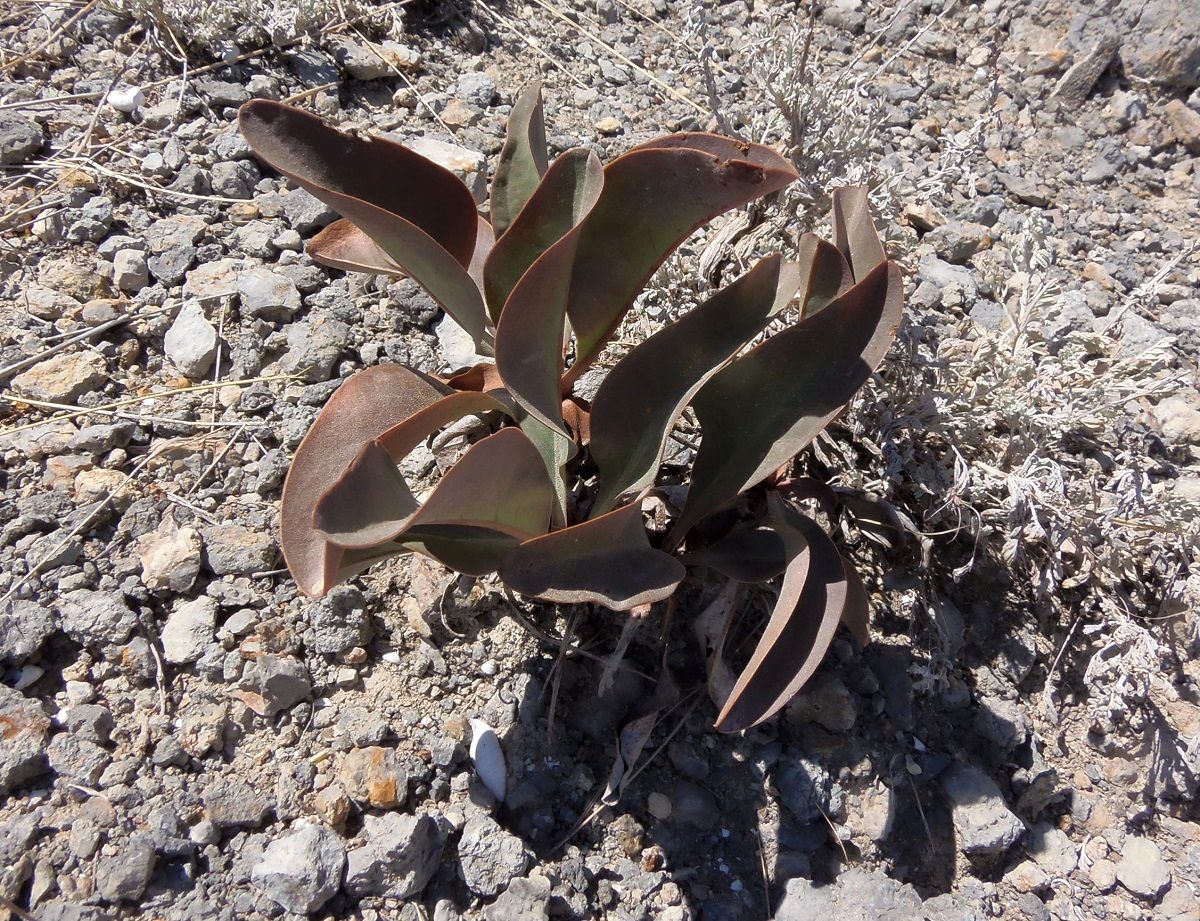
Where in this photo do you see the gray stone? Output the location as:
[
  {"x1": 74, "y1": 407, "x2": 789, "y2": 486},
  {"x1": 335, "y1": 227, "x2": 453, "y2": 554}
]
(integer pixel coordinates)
[
  {"x1": 435, "y1": 313, "x2": 488, "y2": 371},
  {"x1": 57, "y1": 590, "x2": 139, "y2": 647},
  {"x1": 485, "y1": 874, "x2": 552, "y2": 921},
  {"x1": 161, "y1": 597, "x2": 217, "y2": 663},
  {"x1": 458, "y1": 814, "x2": 530, "y2": 897},
  {"x1": 252, "y1": 822, "x2": 345, "y2": 914},
  {"x1": 211, "y1": 159, "x2": 260, "y2": 199},
  {"x1": 1028, "y1": 823, "x2": 1077, "y2": 876},
  {"x1": 775, "y1": 868, "x2": 924, "y2": 921},
  {"x1": 924, "y1": 221, "x2": 990, "y2": 264},
  {"x1": 344, "y1": 812, "x2": 442, "y2": 899},
  {"x1": 399, "y1": 136, "x2": 488, "y2": 204},
  {"x1": 96, "y1": 837, "x2": 156, "y2": 902},
  {"x1": 1116, "y1": 837, "x2": 1171, "y2": 899},
  {"x1": 1164, "y1": 99, "x2": 1200, "y2": 154},
  {"x1": 182, "y1": 258, "x2": 242, "y2": 302},
  {"x1": 1051, "y1": 31, "x2": 1120, "y2": 104},
  {"x1": 63, "y1": 704, "x2": 113, "y2": 745},
  {"x1": 0, "y1": 114, "x2": 44, "y2": 164},
  {"x1": 279, "y1": 316, "x2": 351, "y2": 382},
  {"x1": 245, "y1": 655, "x2": 311, "y2": 715},
  {"x1": 194, "y1": 77, "x2": 250, "y2": 107},
  {"x1": 202, "y1": 522, "x2": 276, "y2": 576},
  {"x1": 112, "y1": 249, "x2": 150, "y2": 293},
  {"x1": 236, "y1": 266, "x2": 302, "y2": 320},
  {"x1": 0, "y1": 599, "x2": 56, "y2": 661},
  {"x1": 164, "y1": 302, "x2": 219, "y2": 379},
  {"x1": 327, "y1": 37, "x2": 420, "y2": 79},
  {"x1": 774, "y1": 755, "x2": 844, "y2": 826},
  {"x1": 1120, "y1": 0, "x2": 1200, "y2": 87},
  {"x1": 281, "y1": 187, "x2": 337, "y2": 233},
  {"x1": 941, "y1": 762, "x2": 1025, "y2": 855},
  {"x1": 47, "y1": 733, "x2": 110, "y2": 785},
  {"x1": 204, "y1": 777, "x2": 272, "y2": 827},
  {"x1": 11, "y1": 352, "x2": 108, "y2": 404},
  {"x1": 307, "y1": 585, "x2": 371, "y2": 655},
  {"x1": 785, "y1": 674, "x2": 857, "y2": 733},
  {"x1": 0, "y1": 685, "x2": 50, "y2": 793},
  {"x1": 456, "y1": 72, "x2": 497, "y2": 107}
]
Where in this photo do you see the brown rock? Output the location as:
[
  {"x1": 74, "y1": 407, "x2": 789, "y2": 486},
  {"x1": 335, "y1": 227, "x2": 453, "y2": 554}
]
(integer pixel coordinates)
[
  {"x1": 339, "y1": 746, "x2": 408, "y2": 808},
  {"x1": 1164, "y1": 100, "x2": 1200, "y2": 154},
  {"x1": 11, "y1": 351, "x2": 108, "y2": 403}
]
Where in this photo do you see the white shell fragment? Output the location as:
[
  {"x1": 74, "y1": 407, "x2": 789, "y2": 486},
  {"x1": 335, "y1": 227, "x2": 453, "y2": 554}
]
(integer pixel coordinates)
[
  {"x1": 468, "y1": 718, "x2": 507, "y2": 803},
  {"x1": 107, "y1": 86, "x2": 145, "y2": 113}
]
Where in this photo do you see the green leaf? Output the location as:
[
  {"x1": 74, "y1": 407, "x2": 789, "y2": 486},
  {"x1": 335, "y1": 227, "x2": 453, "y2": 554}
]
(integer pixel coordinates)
[
  {"x1": 517, "y1": 413, "x2": 574, "y2": 530},
  {"x1": 562, "y1": 133, "x2": 798, "y2": 385},
  {"x1": 715, "y1": 494, "x2": 849, "y2": 733},
  {"x1": 500, "y1": 501, "x2": 685, "y2": 610},
  {"x1": 484, "y1": 148, "x2": 603, "y2": 323},
  {"x1": 588, "y1": 255, "x2": 801, "y2": 515},
  {"x1": 238, "y1": 100, "x2": 491, "y2": 350},
  {"x1": 490, "y1": 81, "x2": 549, "y2": 239},
  {"x1": 280, "y1": 365, "x2": 449, "y2": 597},
  {"x1": 668, "y1": 260, "x2": 904, "y2": 545}
]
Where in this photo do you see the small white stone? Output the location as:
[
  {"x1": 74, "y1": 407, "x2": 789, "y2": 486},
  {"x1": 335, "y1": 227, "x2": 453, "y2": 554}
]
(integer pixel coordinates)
[
  {"x1": 107, "y1": 86, "x2": 145, "y2": 113},
  {"x1": 468, "y1": 718, "x2": 506, "y2": 802}
]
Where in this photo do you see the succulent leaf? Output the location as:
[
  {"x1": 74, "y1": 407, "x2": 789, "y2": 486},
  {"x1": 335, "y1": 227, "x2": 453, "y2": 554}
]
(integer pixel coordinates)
[
  {"x1": 238, "y1": 100, "x2": 491, "y2": 349},
  {"x1": 280, "y1": 365, "x2": 450, "y2": 598},
  {"x1": 562, "y1": 133, "x2": 798, "y2": 384},
  {"x1": 484, "y1": 148, "x2": 604, "y2": 323},
  {"x1": 500, "y1": 501, "x2": 685, "y2": 610},
  {"x1": 489, "y1": 81, "x2": 550, "y2": 239},
  {"x1": 312, "y1": 440, "x2": 420, "y2": 548},
  {"x1": 589, "y1": 255, "x2": 801, "y2": 515},
  {"x1": 831, "y1": 185, "x2": 886, "y2": 279},
  {"x1": 682, "y1": 526, "x2": 787, "y2": 583},
  {"x1": 714, "y1": 494, "x2": 849, "y2": 733},
  {"x1": 670, "y1": 259, "x2": 904, "y2": 545},
  {"x1": 794, "y1": 232, "x2": 854, "y2": 319},
  {"x1": 307, "y1": 219, "x2": 405, "y2": 276}
]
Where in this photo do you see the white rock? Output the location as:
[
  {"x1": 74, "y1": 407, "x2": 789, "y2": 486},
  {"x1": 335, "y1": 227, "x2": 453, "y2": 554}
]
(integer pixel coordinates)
[
  {"x1": 161, "y1": 597, "x2": 217, "y2": 664},
  {"x1": 401, "y1": 136, "x2": 488, "y2": 203},
  {"x1": 164, "y1": 301, "x2": 218, "y2": 379},
  {"x1": 107, "y1": 86, "x2": 145, "y2": 113},
  {"x1": 138, "y1": 520, "x2": 203, "y2": 592},
  {"x1": 435, "y1": 313, "x2": 490, "y2": 372},
  {"x1": 469, "y1": 718, "x2": 506, "y2": 802}
]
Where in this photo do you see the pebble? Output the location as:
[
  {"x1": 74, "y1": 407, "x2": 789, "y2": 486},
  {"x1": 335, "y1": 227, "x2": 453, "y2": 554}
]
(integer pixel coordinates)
[
  {"x1": 236, "y1": 266, "x2": 302, "y2": 321},
  {"x1": 279, "y1": 316, "x2": 351, "y2": 382},
  {"x1": 47, "y1": 733, "x2": 110, "y2": 785},
  {"x1": 1115, "y1": 837, "x2": 1171, "y2": 900},
  {"x1": 160, "y1": 596, "x2": 217, "y2": 663},
  {"x1": 95, "y1": 837, "x2": 156, "y2": 902},
  {"x1": 338, "y1": 746, "x2": 408, "y2": 808},
  {"x1": 328, "y1": 37, "x2": 420, "y2": 80},
  {"x1": 457, "y1": 814, "x2": 531, "y2": 897},
  {"x1": 940, "y1": 762, "x2": 1025, "y2": 855},
  {"x1": 138, "y1": 521, "x2": 203, "y2": 592},
  {"x1": 56, "y1": 590, "x2": 139, "y2": 648},
  {"x1": 164, "y1": 302, "x2": 219, "y2": 379},
  {"x1": 775, "y1": 868, "x2": 924, "y2": 921},
  {"x1": 242, "y1": 655, "x2": 310, "y2": 716},
  {"x1": 485, "y1": 873, "x2": 552, "y2": 921},
  {"x1": 11, "y1": 352, "x2": 108, "y2": 404},
  {"x1": 1089, "y1": 858, "x2": 1118, "y2": 892},
  {"x1": 202, "y1": 522, "x2": 276, "y2": 576},
  {"x1": 204, "y1": 777, "x2": 272, "y2": 827},
  {"x1": 251, "y1": 821, "x2": 345, "y2": 914},
  {"x1": 343, "y1": 812, "x2": 442, "y2": 899},
  {"x1": 402, "y1": 136, "x2": 488, "y2": 204},
  {"x1": 210, "y1": 160, "x2": 260, "y2": 199},
  {"x1": 785, "y1": 674, "x2": 857, "y2": 732},
  {"x1": 0, "y1": 599, "x2": 57, "y2": 662},
  {"x1": 456, "y1": 72, "x2": 497, "y2": 107},
  {"x1": 0, "y1": 113, "x2": 43, "y2": 164}
]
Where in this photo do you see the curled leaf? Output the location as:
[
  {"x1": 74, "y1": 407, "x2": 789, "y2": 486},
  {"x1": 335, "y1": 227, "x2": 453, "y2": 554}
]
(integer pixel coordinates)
[
  {"x1": 832, "y1": 185, "x2": 886, "y2": 279},
  {"x1": 312, "y1": 440, "x2": 420, "y2": 548},
  {"x1": 715, "y1": 494, "x2": 849, "y2": 733},
  {"x1": 308, "y1": 219, "x2": 404, "y2": 276},
  {"x1": 500, "y1": 502, "x2": 684, "y2": 610}
]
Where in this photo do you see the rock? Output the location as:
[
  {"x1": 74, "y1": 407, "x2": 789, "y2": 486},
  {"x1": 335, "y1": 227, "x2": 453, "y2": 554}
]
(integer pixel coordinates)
[
  {"x1": 307, "y1": 585, "x2": 371, "y2": 655},
  {"x1": 458, "y1": 815, "x2": 531, "y2": 897},
  {"x1": 106, "y1": 85, "x2": 144, "y2": 113},
  {"x1": 940, "y1": 762, "x2": 1025, "y2": 855},
  {"x1": 595, "y1": 116, "x2": 623, "y2": 135},
  {"x1": 1028, "y1": 823, "x2": 1077, "y2": 876},
  {"x1": 1119, "y1": 0, "x2": 1200, "y2": 87},
  {"x1": 96, "y1": 837, "x2": 156, "y2": 902},
  {"x1": 204, "y1": 777, "x2": 272, "y2": 827},
  {"x1": 243, "y1": 655, "x2": 310, "y2": 716},
  {"x1": 924, "y1": 221, "x2": 990, "y2": 264},
  {"x1": 344, "y1": 812, "x2": 442, "y2": 899},
  {"x1": 211, "y1": 160, "x2": 260, "y2": 199},
  {"x1": 435, "y1": 313, "x2": 489, "y2": 370},
  {"x1": 251, "y1": 822, "x2": 345, "y2": 914},
  {"x1": 775, "y1": 868, "x2": 924, "y2": 921},
  {"x1": 0, "y1": 599, "x2": 56, "y2": 662},
  {"x1": 202, "y1": 522, "x2": 276, "y2": 576},
  {"x1": 279, "y1": 316, "x2": 351, "y2": 382},
  {"x1": 164, "y1": 302, "x2": 219, "y2": 379},
  {"x1": 774, "y1": 755, "x2": 843, "y2": 826},
  {"x1": 0, "y1": 114, "x2": 44, "y2": 164},
  {"x1": 785, "y1": 674, "x2": 857, "y2": 733},
  {"x1": 112, "y1": 249, "x2": 150, "y2": 293},
  {"x1": 281, "y1": 188, "x2": 337, "y2": 233},
  {"x1": 1116, "y1": 837, "x2": 1171, "y2": 899},
  {"x1": 160, "y1": 597, "x2": 217, "y2": 664},
  {"x1": 1051, "y1": 32, "x2": 1120, "y2": 104},
  {"x1": 1164, "y1": 99, "x2": 1200, "y2": 154},
  {"x1": 194, "y1": 77, "x2": 250, "y2": 108},
  {"x1": 1153, "y1": 394, "x2": 1200, "y2": 445},
  {"x1": 0, "y1": 685, "x2": 50, "y2": 793},
  {"x1": 138, "y1": 520, "x2": 203, "y2": 592},
  {"x1": 339, "y1": 746, "x2": 408, "y2": 808},
  {"x1": 1006, "y1": 860, "x2": 1049, "y2": 894},
  {"x1": 468, "y1": 718, "x2": 507, "y2": 802},
  {"x1": 63, "y1": 705, "x2": 113, "y2": 745},
  {"x1": 236, "y1": 266, "x2": 302, "y2": 320},
  {"x1": 57, "y1": 590, "x2": 139, "y2": 647},
  {"x1": 11, "y1": 352, "x2": 108, "y2": 404},
  {"x1": 401, "y1": 136, "x2": 488, "y2": 204},
  {"x1": 485, "y1": 874, "x2": 552, "y2": 921},
  {"x1": 328, "y1": 37, "x2": 420, "y2": 79},
  {"x1": 1089, "y1": 857, "x2": 1118, "y2": 891},
  {"x1": 456, "y1": 72, "x2": 497, "y2": 107},
  {"x1": 47, "y1": 733, "x2": 110, "y2": 785}
]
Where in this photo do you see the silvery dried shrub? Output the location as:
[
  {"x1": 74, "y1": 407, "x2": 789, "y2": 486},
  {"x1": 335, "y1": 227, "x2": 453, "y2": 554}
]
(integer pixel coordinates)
[{"x1": 239, "y1": 83, "x2": 904, "y2": 731}]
